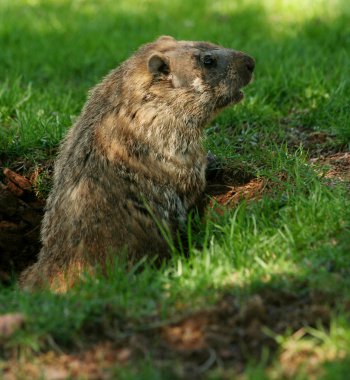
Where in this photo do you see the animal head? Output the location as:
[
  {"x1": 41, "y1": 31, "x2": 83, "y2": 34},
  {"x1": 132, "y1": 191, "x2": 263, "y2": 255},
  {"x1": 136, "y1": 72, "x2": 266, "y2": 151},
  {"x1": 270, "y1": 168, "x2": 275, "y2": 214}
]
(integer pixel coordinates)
[{"x1": 121, "y1": 36, "x2": 254, "y2": 126}]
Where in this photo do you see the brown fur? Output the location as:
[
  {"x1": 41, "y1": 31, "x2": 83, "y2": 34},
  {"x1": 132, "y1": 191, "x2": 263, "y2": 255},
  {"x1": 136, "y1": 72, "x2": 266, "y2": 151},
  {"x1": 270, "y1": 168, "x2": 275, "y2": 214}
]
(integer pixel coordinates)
[{"x1": 20, "y1": 36, "x2": 255, "y2": 292}]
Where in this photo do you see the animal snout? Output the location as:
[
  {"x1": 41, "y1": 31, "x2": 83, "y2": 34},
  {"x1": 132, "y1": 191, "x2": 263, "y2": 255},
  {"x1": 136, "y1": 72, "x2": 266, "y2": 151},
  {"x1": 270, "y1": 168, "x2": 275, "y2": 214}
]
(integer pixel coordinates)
[{"x1": 234, "y1": 51, "x2": 255, "y2": 74}]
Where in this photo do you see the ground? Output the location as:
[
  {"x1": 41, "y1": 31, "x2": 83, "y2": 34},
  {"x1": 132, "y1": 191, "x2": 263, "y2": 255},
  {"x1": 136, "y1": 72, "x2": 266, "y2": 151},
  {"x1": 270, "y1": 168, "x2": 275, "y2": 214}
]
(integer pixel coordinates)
[{"x1": 1, "y1": 0, "x2": 350, "y2": 379}]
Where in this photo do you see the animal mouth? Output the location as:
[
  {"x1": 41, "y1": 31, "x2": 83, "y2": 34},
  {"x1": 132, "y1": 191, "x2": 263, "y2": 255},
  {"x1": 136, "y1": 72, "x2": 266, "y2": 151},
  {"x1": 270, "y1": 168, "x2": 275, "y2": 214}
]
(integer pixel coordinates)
[
  {"x1": 215, "y1": 73, "x2": 253, "y2": 109},
  {"x1": 215, "y1": 90, "x2": 243, "y2": 109},
  {"x1": 231, "y1": 73, "x2": 254, "y2": 103}
]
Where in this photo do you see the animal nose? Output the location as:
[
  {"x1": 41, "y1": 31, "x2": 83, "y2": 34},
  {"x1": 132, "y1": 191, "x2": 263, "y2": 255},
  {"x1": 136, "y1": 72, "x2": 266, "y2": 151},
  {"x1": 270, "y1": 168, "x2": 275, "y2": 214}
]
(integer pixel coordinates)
[{"x1": 245, "y1": 56, "x2": 255, "y2": 73}]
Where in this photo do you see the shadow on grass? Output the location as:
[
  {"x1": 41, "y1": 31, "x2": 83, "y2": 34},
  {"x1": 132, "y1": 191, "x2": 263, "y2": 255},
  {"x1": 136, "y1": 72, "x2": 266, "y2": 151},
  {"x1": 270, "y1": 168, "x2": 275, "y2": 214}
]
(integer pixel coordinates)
[{"x1": 2, "y1": 264, "x2": 349, "y2": 379}]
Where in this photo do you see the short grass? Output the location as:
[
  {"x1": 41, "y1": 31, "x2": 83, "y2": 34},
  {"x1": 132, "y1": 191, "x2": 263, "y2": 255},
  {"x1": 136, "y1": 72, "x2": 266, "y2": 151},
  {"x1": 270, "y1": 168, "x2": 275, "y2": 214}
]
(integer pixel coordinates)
[{"x1": 1, "y1": 0, "x2": 350, "y2": 378}]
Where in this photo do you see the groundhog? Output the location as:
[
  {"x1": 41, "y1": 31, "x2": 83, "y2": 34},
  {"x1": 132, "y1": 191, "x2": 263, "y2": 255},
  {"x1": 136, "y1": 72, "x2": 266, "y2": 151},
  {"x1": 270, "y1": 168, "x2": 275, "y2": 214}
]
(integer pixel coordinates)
[{"x1": 20, "y1": 36, "x2": 255, "y2": 292}]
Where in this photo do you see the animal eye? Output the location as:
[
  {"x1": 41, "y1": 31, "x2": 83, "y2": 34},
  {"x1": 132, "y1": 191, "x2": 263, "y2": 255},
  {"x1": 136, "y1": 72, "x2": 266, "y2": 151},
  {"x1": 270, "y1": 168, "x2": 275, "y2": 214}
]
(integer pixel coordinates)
[{"x1": 202, "y1": 54, "x2": 216, "y2": 67}]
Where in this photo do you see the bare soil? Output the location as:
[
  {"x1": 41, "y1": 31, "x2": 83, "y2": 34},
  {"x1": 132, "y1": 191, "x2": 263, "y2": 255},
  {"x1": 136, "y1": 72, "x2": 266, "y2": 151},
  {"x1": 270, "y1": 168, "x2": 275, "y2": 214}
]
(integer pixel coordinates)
[
  {"x1": 310, "y1": 152, "x2": 350, "y2": 181},
  {"x1": 0, "y1": 168, "x2": 45, "y2": 282}
]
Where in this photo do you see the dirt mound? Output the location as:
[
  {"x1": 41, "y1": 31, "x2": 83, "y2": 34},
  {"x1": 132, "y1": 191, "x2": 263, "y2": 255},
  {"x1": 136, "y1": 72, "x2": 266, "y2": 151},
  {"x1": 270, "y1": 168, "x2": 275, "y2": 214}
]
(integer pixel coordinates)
[{"x1": 0, "y1": 168, "x2": 45, "y2": 282}]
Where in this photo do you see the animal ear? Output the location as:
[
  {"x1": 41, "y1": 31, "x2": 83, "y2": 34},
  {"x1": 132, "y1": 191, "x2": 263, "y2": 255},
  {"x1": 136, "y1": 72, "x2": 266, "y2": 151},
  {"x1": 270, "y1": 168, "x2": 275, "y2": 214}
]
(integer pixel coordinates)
[
  {"x1": 156, "y1": 35, "x2": 176, "y2": 43},
  {"x1": 148, "y1": 54, "x2": 170, "y2": 75}
]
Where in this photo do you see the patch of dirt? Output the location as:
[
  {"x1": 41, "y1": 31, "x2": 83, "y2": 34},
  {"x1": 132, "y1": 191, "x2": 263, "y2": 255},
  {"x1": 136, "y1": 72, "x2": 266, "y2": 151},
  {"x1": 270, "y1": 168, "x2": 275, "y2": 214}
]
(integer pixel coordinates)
[
  {"x1": 285, "y1": 125, "x2": 340, "y2": 157},
  {"x1": 205, "y1": 158, "x2": 255, "y2": 196},
  {"x1": 1, "y1": 342, "x2": 129, "y2": 380},
  {"x1": 204, "y1": 149, "x2": 350, "y2": 217},
  {"x1": 154, "y1": 289, "x2": 332, "y2": 377},
  {"x1": 203, "y1": 160, "x2": 264, "y2": 215},
  {"x1": 0, "y1": 168, "x2": 45, "y2": 282},
  {"x1": 310, "y1": 152, "x2": 350, "y2": 182},
  {"x1": 209, "y1": 177, "x2": 266, "y2": 213},
  {"x1": 1, "y1": 288, "x2": 334, "y2": 379},
  {"x1": 274, "y1": 328, "x2": 346, "y2": 380}
]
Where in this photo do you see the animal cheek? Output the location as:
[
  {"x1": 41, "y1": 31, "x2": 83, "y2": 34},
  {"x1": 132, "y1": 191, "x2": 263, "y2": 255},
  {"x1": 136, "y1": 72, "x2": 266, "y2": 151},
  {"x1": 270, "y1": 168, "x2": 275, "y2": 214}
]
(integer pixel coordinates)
[
  {"x1": 191, "y1": 77, "x2": 205, "y2": 93},
  {"x1": 215, "y1": 82, "x2": 230, "y2": 97},
  {"x1": 167, "y1": 74, "x2": 183, "y2": 88}
]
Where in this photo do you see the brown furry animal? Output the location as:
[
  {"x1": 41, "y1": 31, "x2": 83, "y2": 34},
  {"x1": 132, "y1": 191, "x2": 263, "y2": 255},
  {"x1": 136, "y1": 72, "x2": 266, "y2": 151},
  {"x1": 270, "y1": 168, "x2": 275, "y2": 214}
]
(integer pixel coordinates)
[{"x1": 20, "y1": 36, "x2": 254, "y2": 292}]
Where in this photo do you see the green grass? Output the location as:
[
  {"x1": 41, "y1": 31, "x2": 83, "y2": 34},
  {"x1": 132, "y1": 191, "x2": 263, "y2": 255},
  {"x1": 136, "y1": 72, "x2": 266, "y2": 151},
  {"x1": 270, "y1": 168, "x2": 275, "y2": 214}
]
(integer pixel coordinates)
[{"x1": 1, "y1": 0, "x2": 350, "y2": 378}]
